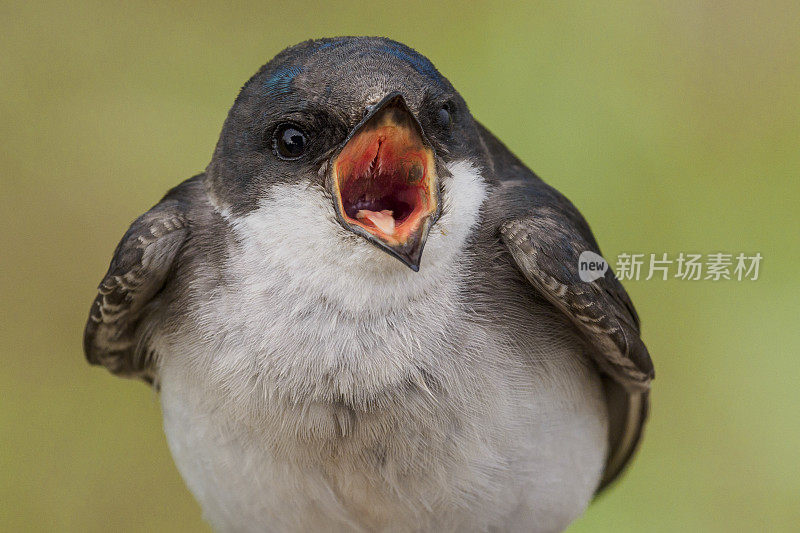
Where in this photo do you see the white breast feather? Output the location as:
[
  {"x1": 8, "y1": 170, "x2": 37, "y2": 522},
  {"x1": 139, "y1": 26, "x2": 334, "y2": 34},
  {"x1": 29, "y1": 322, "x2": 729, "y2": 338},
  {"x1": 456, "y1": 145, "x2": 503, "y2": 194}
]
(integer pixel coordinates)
[{"x1": 157, "y1": 159, "x2": 608, "y2": 532}]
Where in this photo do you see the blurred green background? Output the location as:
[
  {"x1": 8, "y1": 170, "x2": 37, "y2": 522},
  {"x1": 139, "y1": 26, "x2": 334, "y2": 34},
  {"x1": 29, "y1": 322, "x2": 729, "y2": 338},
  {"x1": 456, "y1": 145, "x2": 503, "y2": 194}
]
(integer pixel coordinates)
[{"x1": 2, "y1": 1, "x2": 798, "y2": 531}]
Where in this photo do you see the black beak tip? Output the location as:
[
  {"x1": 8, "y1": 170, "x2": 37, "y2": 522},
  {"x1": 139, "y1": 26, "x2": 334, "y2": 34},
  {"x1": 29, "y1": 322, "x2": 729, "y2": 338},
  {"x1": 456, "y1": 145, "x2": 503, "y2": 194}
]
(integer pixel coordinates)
[{"x1": 390, "y1": 246, "x2": 424, "y2": 272}]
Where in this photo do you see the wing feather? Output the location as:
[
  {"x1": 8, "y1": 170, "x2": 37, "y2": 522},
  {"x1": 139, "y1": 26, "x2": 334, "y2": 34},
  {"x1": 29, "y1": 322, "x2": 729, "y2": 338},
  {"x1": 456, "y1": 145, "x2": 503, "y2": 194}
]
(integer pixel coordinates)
[
  {"x1": 500, "y1": 211, "x2": 654, "y2": 390},
  {"x1": 83, "y1": 177, "x2": 199, "y2": 381},
  {"x1": 477, "y1": 121, "x2": 654, "y2": 491}
]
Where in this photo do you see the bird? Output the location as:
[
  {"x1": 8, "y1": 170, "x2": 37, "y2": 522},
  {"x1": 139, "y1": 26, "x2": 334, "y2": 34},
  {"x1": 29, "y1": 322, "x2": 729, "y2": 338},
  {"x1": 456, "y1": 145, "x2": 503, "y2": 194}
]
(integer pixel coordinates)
[{"x1": 84, "y1": 37, "x2": 654, "y2": 533}]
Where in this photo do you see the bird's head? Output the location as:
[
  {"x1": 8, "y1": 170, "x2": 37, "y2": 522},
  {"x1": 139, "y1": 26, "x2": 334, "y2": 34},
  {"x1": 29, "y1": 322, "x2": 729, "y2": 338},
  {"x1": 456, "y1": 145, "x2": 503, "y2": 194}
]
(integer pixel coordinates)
[{"x1": 207, "y1": 37, "x2": 486, "y2": 273}]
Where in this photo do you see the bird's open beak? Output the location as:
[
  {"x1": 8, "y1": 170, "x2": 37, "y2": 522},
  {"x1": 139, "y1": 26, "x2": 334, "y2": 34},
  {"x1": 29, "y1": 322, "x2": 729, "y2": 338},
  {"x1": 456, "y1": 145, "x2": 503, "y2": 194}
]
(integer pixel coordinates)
[{"x1": 329, "y1": 93, "x2": 440, "y2": 271}]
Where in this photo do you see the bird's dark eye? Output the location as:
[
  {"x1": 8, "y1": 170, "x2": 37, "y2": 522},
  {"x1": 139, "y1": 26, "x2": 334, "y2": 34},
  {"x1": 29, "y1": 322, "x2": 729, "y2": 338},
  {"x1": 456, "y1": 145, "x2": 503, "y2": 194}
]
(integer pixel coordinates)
[
  {"x1": 436, "y1": 103, "x2": 454, "y2": 130},
  {"x1": 273, "y1": 124, "x2": 307, "y2": 160}
]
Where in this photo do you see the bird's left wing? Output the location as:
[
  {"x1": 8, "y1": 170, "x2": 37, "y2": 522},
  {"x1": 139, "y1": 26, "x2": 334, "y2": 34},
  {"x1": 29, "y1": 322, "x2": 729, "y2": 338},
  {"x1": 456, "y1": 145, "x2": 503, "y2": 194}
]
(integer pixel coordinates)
[
  {"x1": 499, "y1": 205, "x2": 655, "y2": 490},
  {"x1": 500, "y1": 210, "x2": 654, "y2": 390},
  {"x1": 476, "y1": 119, "x2": 653, "y2": 490}
]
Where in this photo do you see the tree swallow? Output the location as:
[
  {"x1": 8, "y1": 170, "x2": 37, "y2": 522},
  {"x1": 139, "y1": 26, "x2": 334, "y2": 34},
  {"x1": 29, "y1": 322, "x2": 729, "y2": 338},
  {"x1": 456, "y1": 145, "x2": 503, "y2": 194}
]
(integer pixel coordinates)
[{"x1": 84, "y1": 37, "x2": 654, "y2": 532}]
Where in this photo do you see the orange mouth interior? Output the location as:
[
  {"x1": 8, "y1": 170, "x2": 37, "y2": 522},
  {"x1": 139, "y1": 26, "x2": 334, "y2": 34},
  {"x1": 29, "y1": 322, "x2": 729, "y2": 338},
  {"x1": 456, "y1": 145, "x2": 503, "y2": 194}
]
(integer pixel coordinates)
[{"x1": 333, "y1": 120, "x2": 437, "y2": 246}]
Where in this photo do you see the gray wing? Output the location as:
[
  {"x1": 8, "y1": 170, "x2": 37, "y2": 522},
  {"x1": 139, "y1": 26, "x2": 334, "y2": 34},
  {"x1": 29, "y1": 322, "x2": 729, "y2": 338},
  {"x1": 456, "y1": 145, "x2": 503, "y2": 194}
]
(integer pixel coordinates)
[
  {"x1": 500, "y1": 210, "x2": 653, "y2": 491},
  {"x1": 500, "y1": 213, "x2": 654, "y2": 389},
  {"x1": 477, "y1": 122, "x2": 653, "y2": 491},
  {"x1": 83, "y1": 176, "x2": 200, "y2": 382}
]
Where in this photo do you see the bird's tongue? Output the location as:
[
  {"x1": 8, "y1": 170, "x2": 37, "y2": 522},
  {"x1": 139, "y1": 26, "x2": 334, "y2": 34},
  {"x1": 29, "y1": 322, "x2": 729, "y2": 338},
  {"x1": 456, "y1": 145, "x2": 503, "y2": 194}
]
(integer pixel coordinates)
[{"x1": 356, "y1": 209, "x2": 395, "y2": 235}]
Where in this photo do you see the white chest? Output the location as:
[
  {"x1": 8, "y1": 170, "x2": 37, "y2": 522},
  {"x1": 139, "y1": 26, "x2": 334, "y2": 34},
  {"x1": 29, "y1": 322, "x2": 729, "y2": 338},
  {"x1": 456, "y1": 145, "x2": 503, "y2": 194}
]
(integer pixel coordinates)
[
  {"x1": 158, "y1": 305, "x2": 608, "y2": 533},
  {"x1": 156, "y1": 161, "x2": 608, "y2": 531}
]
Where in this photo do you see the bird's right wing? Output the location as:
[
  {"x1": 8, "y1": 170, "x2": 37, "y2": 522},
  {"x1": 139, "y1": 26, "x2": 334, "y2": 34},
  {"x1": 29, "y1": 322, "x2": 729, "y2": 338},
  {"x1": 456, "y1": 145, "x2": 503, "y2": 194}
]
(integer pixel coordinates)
[{"x1": 83, "y1": 176, "x2": 201, "y2": 382}]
